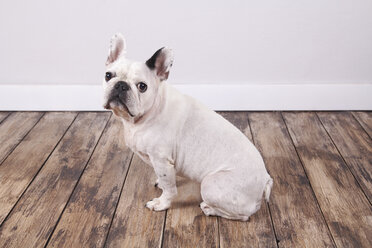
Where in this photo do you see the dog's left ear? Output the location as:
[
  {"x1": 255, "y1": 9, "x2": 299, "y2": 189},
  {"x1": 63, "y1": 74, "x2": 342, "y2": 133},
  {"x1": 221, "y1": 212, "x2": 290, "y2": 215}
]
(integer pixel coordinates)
[
  {"x1": 106, "y1": 33, "x2": 126, "y2": 66},
  {"x1": 146, "y1": 47, "x2": 174, "y2": 81}
]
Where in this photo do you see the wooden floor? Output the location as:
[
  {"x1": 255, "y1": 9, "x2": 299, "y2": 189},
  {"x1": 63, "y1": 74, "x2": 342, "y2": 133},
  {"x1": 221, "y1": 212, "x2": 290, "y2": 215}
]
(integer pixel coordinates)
[{"x1": 0, "y1": 111, "x2": 371, "y2": 248}]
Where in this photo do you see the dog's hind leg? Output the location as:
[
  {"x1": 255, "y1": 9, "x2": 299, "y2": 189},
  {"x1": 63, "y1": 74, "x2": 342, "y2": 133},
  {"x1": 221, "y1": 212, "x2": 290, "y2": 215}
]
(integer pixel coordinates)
[{"x1": 200, "y1": 170, "x2": 265, "y2": 221}]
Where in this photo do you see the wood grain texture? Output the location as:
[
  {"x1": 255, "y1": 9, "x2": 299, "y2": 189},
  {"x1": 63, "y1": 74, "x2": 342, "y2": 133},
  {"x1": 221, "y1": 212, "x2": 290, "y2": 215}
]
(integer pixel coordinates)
[
  {"x1": 0, "y1": 112, "x2": 110, "y2": 248},
  {"x1": 318, "y1": 112, "x2": 372, "y2": 203},
  {"x1": 0, "y1": 112, "x2": 11, "y2": 124},
  {"x1": 0, "y1": 111, "x2": 371, "y2": 247},
  {"x1": 0, "y1": 112, "x2": 43, "y2": 165},
  {"x1": 283, "y1": 112, "x2": 372, "y2": 248},
  {"x1": 218, "y1": 111, "x2": 277, "y2": 248},
  {"x1": 0, "y1": 112, "x2": 77, "y2": 225},
  {"x1": 352, "y1": 111, "x2": 372, "y2": 138},
  {"x1": 249, "y1": 112, "x2": 334, "y2": 248},
  {"x1": 47, "y1": 115, "x2": 133, "y2": 248},
  {"x1": 105, "y1": 155, "x2": 165, "y2": 248}
]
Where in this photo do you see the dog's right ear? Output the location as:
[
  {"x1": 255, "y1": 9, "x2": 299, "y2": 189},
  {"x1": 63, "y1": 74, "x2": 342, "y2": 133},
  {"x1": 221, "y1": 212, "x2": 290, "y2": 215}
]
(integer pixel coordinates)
[{"x1": 106, "y1": 33, "x2": 126, "y2": 66}]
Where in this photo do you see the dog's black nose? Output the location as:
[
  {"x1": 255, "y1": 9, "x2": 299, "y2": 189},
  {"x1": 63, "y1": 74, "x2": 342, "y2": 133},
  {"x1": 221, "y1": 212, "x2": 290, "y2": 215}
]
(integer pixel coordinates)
[{"x1": 114, "y1": 81, "x2": 130, "y2": 91}]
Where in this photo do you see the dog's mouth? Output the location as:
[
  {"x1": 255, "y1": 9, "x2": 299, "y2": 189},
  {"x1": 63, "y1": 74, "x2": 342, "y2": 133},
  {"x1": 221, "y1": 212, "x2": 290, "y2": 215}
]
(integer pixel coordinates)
[{"x1": 104, "y1": 98, "x2": 134, "y2": 117}]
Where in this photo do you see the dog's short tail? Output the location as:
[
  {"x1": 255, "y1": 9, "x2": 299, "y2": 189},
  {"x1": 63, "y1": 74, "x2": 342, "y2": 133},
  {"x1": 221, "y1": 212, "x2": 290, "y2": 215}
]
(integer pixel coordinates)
[{"x1": 264, "y1": 177, "x2": 273, "y2": 202}]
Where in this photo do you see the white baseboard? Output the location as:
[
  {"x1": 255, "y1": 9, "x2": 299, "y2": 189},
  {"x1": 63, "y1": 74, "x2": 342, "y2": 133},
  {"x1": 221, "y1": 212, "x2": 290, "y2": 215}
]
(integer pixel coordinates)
[{"x1": 0, "y1": 84, "x2": 371, "y2": 111}]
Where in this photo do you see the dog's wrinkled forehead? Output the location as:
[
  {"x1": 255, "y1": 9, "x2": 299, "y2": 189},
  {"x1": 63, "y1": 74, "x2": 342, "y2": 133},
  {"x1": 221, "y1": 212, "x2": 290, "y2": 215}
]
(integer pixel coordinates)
[{"x1": 108, "y1": 58, "x2": 153, "y2": 83}]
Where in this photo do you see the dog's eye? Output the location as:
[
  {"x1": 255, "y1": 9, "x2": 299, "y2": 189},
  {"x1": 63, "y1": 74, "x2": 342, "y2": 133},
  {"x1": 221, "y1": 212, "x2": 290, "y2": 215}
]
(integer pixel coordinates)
[
  {"x1": 105, "y1": 72, "x2": 113, "y2": 82},
  {"x1": 137, "y1": 82, "x2": 147, "y2": 93}
]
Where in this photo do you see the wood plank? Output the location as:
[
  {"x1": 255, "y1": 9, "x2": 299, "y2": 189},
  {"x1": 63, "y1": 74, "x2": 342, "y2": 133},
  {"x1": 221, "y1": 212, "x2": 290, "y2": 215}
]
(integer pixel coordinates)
[
  {"x1": 218, "y1": 112, "x2": 277, "y2": 248},
  {"x1": 249, "y1": 112, "x2": 334, "y2": 247},
  {"x1": 104, "y1": 155, "x2": 165, "y2": 248},
  {"x1": 318, "y1": 112, "x2": 372, "y2": 203},
  {"x1": 0, "y1": 112, "x2": 43, "y2": 165},
  {"x1": 0, "y1": 112, "x2": 11, "y2": 124},
  {"x1": 0, "y1": 112, "x2": 110, "y2": 248},
  {"x1": 219, "y1": 111, "x2": 253, "y2": 140},
  {"x1": 352, "y1": 111, "x2": 372, "y2": 138},
  {"x1": 282, "y1": 112, "x2": 372, "y2": 248},
  {"x1": 47, "y1": 116, "x2": 133, "y2": 248},
  {"x1": 0, "y1": 112, "x2": 77, "y2": 225}
]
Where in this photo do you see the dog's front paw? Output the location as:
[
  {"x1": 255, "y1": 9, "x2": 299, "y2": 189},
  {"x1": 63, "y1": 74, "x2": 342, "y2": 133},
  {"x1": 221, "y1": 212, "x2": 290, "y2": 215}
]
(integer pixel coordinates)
[{"x1": 146, "y1": 198, "x2": 170, "y2": 211}]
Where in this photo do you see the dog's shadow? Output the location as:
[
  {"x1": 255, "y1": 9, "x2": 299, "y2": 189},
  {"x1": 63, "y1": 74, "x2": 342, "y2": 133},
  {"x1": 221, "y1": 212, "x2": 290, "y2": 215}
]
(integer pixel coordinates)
[{"x1": 171, "y1": 176, "x2": 202, "y2": 209}]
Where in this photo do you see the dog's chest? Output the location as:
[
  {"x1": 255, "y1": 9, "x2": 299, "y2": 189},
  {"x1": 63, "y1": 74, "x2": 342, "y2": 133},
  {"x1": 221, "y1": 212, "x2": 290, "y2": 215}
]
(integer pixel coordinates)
[{"x1": 123, "y1": 125, "x2": 153, "y2": 165}]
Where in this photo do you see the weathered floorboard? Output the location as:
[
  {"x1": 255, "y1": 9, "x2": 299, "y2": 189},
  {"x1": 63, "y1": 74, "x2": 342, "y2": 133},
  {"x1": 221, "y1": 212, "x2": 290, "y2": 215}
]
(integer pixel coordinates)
[
  {"x1": 318, "y1": 112, "x2": 372, "y2": 203},
  {"x1": 104, "y1": 155, "x2": 165, "y2": 248},
  {"x1": 352, "y1": 111, "x2": 372, "y2": 138},
  {"x1": 47, "y1": 115, "x2": 133, "y2": 247},
  {"x1": 0, "y1": 112, "x2": 11, "y2": 124},
  {"x1": 249, "y1": 112, "x2": 334, "y2": 247},
  {"x1": 0, "y1": 111, "x2": 371, "y2": 247},
  {"x1": 0, "y1": 112, "x2": 110, "y2": 248},
  {"x1": 0, "y1": 112, "x2": 77, "y2": 225},
  {"x1": 0, "y1": 112, "x2": 43, "y2": 165},
  {"x1": 218, "y1": 112, "x2": 277, "y2": 248},
  {"x1": 283, "y1": 112, "x2": 372, "y2": 248}
]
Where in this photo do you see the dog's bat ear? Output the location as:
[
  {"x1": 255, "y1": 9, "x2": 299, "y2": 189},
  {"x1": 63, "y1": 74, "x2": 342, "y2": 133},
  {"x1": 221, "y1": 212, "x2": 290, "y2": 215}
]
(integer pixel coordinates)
[
  {"x1": 146, "y1": 47, "x2": 174, "y2": 81},
  {"x1": 106, "y1": 33, "x2": 126, "y2": 66}
]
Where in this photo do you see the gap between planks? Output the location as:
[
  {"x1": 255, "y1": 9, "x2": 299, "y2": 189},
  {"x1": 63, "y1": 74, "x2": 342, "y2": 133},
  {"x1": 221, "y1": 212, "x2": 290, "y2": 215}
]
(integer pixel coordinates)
[{"x1": 0, "y1": 112, "x2": 12, "y2": 125}]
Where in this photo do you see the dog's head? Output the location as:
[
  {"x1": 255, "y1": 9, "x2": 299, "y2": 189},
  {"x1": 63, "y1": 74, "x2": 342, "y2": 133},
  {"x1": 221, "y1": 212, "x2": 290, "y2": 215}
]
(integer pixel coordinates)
[{"x1": 103, "y1": 33, "x2": 173, "y2": 120}]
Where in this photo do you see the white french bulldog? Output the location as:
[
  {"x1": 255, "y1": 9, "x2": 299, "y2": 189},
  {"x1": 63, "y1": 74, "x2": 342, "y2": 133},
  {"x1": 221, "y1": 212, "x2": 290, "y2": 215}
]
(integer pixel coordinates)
[{"x1": 103, "y1": 33, "x2": 273, "y2": 221}]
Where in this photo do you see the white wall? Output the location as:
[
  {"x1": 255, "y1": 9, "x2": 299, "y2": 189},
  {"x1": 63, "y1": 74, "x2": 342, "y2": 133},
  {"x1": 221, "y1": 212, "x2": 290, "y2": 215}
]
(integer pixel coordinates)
[
  {"x1": 0, "y1": 0, "x2": 371, "y2": 110},
  {"x1": 1, "y1": 0, "x2": 372, "y2": 86}
]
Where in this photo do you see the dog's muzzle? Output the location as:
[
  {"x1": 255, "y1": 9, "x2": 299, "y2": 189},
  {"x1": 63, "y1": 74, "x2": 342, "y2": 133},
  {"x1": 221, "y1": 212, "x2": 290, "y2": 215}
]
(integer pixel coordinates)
[{"x1": 104, "y1": 81, "x2": 133, "y2": 116}]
